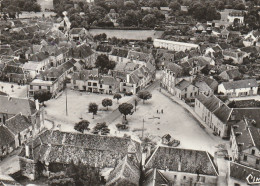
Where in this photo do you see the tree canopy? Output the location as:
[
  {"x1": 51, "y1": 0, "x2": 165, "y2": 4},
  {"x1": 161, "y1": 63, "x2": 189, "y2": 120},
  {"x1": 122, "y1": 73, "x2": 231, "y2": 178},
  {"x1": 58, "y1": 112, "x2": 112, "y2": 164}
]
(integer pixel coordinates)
[
  {"x1": 88, "y1": 102, "x2": 98, "y2": 119},
  {"x1": 137, "y1": 91, "x2": 152, "y2": 104},
  {"x1": 113, "y1": 93, "x2": 122, "y2": 103},
  {"x1": 118, "y1": 103, "x2": 134, "y2": 120},
  {"x1": 102, "y1": 98, "x2": 112, "y2": 110},
  {"x1": 74, "y1": 120, "x2": 90, "y2": 133}
]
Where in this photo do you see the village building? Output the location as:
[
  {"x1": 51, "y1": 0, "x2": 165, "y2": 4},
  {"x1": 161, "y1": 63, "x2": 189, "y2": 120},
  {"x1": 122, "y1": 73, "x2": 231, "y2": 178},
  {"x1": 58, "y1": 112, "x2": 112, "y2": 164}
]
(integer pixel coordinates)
[
  {"x1": 153, "y1": 39, "x2": 200, "y2": 52},
  {"x1": 229, "y1": 161, "x2": 260, "y2": 186},
  {"x1": 194, "y1": 80, "x2": 213, "y2": 96},
  {"x1": 119, "y1": 63, "x2": 156, "y2": 94},
  {"x1": 243, "y1": 30, "x2": 260, "y2": 47},
  {"x1": 195, "y1": 94, "x2": 223, "y2": 128},
  {"x1": 219, "y1": 69, "x2": 242, "y2": 81},
  {"x1": 68, "y1": 28, "x2": 89, "y2": 42},
  {"x1": 19, "y1": 130, "x2": 142, "y2": 182},
  {"x1": 143, "y1": 146, "x2": 219, "y2": 186},
  {"x1": 218, "y1": 79, "x2": 258, "y2": 97},
  {"x1": 28, "y1": 59, "x2": 76, "y2": 97},
  {"x1": 69, "y1": 43, "x2": 96, "y2": 68},
  {"x1": 162, "y1": 63, "x2": 194, "y2": 95},
  {"x1": 0, "y1": 124, "x2": 15, "y2": 158},
  {"x1": 222, "y1": 49, "x2": 248, "y2": 64},
  {"x1": 1, "y1": 64, "x2": 27, "y2": 84},
  {"x1": 230, "y1": 118, "x2": 260, "y2": 170},
  {"x1": 109, "y1": 47, "x2": 129, "y2": 63},
  {"x1": 227, "y1": 10, "x2": 244, "y2": 24},
  {"x1": 127, "y1": 50, "x2": 155, "y2": 66},
  {"x1": 174, "y1": 79, "x2": 199, "y2": 99},
  {"x1": 71, "y1": 69, "x2": 118, "y2": 94}
]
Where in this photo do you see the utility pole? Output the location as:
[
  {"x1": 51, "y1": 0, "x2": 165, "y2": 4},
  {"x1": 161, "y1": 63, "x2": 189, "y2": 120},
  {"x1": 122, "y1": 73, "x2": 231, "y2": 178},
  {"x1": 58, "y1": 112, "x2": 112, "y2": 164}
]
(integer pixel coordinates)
[
  {"x1": 65, "y1": 88, "x2": 68, "y2": 116},
  {"x1": 141, "y1": 118, "x2": 145, "y2": 140}
]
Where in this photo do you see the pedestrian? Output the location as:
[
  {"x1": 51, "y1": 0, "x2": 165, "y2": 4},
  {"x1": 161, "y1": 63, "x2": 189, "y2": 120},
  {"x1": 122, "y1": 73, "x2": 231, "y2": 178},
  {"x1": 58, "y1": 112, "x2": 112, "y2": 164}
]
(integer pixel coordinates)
[{"x1": 161, "y1": 109, "x2": 163, "y2": 114}]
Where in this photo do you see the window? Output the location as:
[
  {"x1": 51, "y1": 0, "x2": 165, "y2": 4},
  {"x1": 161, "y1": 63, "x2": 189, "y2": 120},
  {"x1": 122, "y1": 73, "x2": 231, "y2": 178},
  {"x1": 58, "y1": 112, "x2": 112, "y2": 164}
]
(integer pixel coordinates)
[
  {"x1": 234, "y1": 183, "x2": 240, "y2": 186},
  {"x1": 88, "y1": 82, "x2": 91, "y2": 86},
  {"x1": 252, "y1": 149, "x2": 255, "y2": 155},
  {"x1": 39, "y1": 86, "x2": 41, "y2": 90},
  {"x1": 183, "y1": 176, "x2": 186, "y2": 180},
  {"x1": 256, "y1": 159, "x2": 259, "y2": 165},
  {"x1": 200, "y1": 176, "x2": 205, "y2": 182},
  {"x1": 243, "y1": 155, "x2": 247, "y2": 161},
  {"x1": 47, "y1": 86, "x2": 50, "y2": 91},
  {"x1": 100, "y1": 85, "x2": 102, "y2": 88},
  {"x1": 174, "y1": 175, "x2": 177, "y2": 179},
  {"x1": 30, "y1": 85, "x2": 33, "y2": 89},
  {"x1": 109, "y1": 85, "x2": 112, "y2": 89},
  {"x1": 93, "y1": 83, "x2": 97, "y2": 86}
]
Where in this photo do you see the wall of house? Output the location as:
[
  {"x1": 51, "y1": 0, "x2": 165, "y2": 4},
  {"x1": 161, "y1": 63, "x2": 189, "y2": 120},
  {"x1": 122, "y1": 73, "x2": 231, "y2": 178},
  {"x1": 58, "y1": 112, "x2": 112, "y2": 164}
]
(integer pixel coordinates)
[
  {"x1": 153, "y1": 39, "x2": 199, "y2": 52},
  {"x1": 227, "y1": 15, "x2": 244, "y2": 23},
  {"x1": 211, "y1": 114, "x2": 228, "y2": 138},
  {"x1": 159, "y1": 170, "x2": 218, "y2": 186},
  {"x1": 218, "y1": 85, "x2": 258, "y2": 97},
  {"x1": 240, "y1": 147, "x2": 260, "y2": 170},
  {"x1": 109, "y1": 55, "x2": 129, "y2": 63},
  {"x1": 19, "y1": 157, "x2": 36, "y2": 180},
  {"x1": 228, "y1": 177, "x2": 248, "y2": 186}
]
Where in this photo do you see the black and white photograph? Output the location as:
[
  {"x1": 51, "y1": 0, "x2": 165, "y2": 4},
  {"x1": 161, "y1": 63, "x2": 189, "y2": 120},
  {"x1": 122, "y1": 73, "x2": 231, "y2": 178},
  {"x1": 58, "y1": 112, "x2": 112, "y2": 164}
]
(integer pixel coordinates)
[{"x1": 0, "y1": 0, "x2": 260, "y2": 185}]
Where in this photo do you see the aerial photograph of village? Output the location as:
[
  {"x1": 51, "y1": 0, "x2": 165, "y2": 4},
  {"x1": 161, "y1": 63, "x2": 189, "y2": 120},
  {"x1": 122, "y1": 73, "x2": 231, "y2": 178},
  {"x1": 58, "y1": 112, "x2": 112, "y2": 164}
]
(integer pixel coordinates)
[{"x1": 0, "y1": 0, "x2": 260, "y2": 185}]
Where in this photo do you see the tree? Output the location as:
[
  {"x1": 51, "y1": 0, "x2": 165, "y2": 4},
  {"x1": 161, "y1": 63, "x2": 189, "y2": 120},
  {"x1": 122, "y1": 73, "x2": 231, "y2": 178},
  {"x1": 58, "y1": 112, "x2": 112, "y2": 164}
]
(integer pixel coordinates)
[
  {"x1": 137, "y1": 91, "x2": 152, "y2": 104},
  {"x1": 33, "y1": 90, "x2": 52, "y2": 106},
  {"x1": 102, "y1": 98, "x2": 112, "y2": 110},
  {"x1": 95, "y1": 54, "x2": 116, "y2": 73},
  {"x1": 169, "y1": 2, "x2": 181, "y2": 11},
  {"x1": 118, "y1": 103, "x2": 133, "y2": 120},
  {"x1": 234, "y1": 3, "x2": 245, "y2": 10},
  {"x1": 88, "y1": 102, "x2": 98, "y2": 119},
  {"x1": 74, "y1": 120, "x2": 90, "y2": 133},
  {"x1": 124, "y1": 1, "x2": 137, "y2": 10},
  {"x1": 113, "y1": 93, "x2": 122, "y2": 103},
  {"x1": 142, "y1": 14, "x2": 156, "y2": 28}
]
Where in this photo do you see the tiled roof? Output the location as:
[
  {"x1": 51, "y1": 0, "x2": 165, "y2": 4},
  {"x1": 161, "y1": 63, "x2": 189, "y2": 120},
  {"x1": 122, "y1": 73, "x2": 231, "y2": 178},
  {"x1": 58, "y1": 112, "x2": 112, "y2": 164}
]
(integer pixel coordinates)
[
  {"x1": 166, "y1": 63, "x2": 183, "y2": 77},
  {"x1": 69, "y1": 44, "x2": 93, "y2": 58},
  {"x1": 30, "y1": 130, "x2": 141, "y2": 169},
  {"x1": 0, "y1": 125, "x2": 15, "y2": 147},
  {"x1": 145, "y1": 146, "x2": 218, "y2": 176},
  {"x1": 3, "y1": 65, "x2": 24, "y2": 74},
  {"x1": 143, "y1": 169, "x2": 168, "y2": 186},
  {"x1": 96, "y1": 45, "x2": 112, "y2": 53},
  {"x1": 222, "y1": 79, "x2": 258, "y2": 90},
  {"x1": 128, "y1": 50, "x2": 154, "y2": 62},
  {"x1": 213, "y1": 104, "x2": 232, "y2": 123},
  {"x1": 0, "y1": 96, "x2": 37, "y2": 116},
  {"x1": 232, "y1": 108, "x2": 260, "y2": 128},
  {"x1": 5, "y1": 114, "x2": 32, "y2": 135},
  {"x1": 195, "y1": 81, "x2": 212, "y2": 92},
  {"x1": 106, "y1": 155, "x2": 140, "y2": 186},
  {"x1": 175, "y1": 80, "x2": 192, "y2": 91},
  {"x1": 196, "y1": 94, "x2": 223, "y2": 112},
  {"x1": 230, "y1": 162, "x2": 260, "y2": 183},
  {"x1": 219, "y1": 69, "x2": 241, "y2": 80},
  {"x1": 174, "y1": 51, "x2": 187, "y2": 61},
  {"x1": 30, "y1": 52, "x2": 49, "y2": 62},
  {"x1": 101, "y1": 76, "x2": 116, "y2": 86},
  {"x1": 111, "y1": 47, "x2": 129, "y2": 58}
]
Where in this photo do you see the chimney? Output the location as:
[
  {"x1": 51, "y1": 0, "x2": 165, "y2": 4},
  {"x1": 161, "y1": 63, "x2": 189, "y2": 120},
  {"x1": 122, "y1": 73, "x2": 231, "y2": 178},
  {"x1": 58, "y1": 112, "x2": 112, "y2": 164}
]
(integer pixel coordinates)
[
  {"x1": 25, "y1": 145, "x2": 30, "y2": 158},
  {"x1": 35, "y1": 99, "x2": 39, "y2": 110},
  {"x1": 178, "y1": 162, "x2": 181, "y2": 171}
]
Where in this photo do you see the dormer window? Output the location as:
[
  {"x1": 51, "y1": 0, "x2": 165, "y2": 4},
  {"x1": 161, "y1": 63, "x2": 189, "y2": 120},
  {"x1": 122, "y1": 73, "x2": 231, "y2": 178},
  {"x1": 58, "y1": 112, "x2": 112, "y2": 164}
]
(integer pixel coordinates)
[{"x1": 252, "y1": 149, "x2": 255, "y2": 155}]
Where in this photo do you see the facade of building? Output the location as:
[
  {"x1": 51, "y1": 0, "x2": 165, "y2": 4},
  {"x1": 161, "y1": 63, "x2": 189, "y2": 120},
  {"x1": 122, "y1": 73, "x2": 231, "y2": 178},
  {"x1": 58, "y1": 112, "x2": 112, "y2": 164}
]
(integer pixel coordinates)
[
  {"x1": 230, "y1": 118, "x2": 260, "y2": 170},
  {"x1": 218, "y1": 79, "x2": 258, "y2": 97},
  {"x1": 143, "y1": 146, "x2": 219, "y2": 186},
  {"x1": 153, "y1": 39, "x2": 200, "y2": 52}
]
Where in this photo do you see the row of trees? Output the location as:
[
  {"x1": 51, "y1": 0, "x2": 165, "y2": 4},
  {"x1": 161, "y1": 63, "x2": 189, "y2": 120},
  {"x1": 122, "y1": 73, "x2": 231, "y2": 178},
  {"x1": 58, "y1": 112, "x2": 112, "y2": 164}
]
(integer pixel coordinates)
[{"x1": 1, "y1": 0, "x2": 41, "y2": 18}]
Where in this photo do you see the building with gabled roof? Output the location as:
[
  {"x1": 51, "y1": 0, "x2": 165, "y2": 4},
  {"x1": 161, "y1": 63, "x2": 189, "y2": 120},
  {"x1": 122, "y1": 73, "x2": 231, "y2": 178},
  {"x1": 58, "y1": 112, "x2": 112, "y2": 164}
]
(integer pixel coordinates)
[
  {"x1": 20, "y1": 130, "x2": 142, "y2": 181},
  {"x1": 229, "y1": 161, "x2": 260, "y2": 186},
  {"x1": 109, "y1": 47, "x2": 129, "y2": 63},
  {"x1": 218, "y1": 79, "x2": 258, "y2": 97},
  {"x1": 174, "y1": 79, "x2": 199, "y2": 99},
  {"x1": 106, "y1": 155, "x2": 140, "y2": 186},
  {"x1": 219, "y1": 69, "x2": 242, "y2": 81},
  {"x1": 143, "y1": 146, "x2": 218, "y2": 186},
  {"x1": 230, "y1": 118, "x2": 260, "y2": 170},
  {"x1": 127, "y1": 50, "x2": 155, "y2": 66},
  {"x1": 0, "y1": 124, "x2": 15, "y2": 157},
  {"x1": 153, "y1": 39, "x2": 200, "y2": 52},
  {"x1": 195, "y1": 94, "x2": 223, "y2": 127}
]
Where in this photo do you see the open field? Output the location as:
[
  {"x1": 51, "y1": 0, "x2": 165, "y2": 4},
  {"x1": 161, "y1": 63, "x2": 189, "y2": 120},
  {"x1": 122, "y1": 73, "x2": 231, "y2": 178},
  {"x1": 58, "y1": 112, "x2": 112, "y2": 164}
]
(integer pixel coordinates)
[{"x1": 89, "y1": 29, "x2": 164, "y2": 40}]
